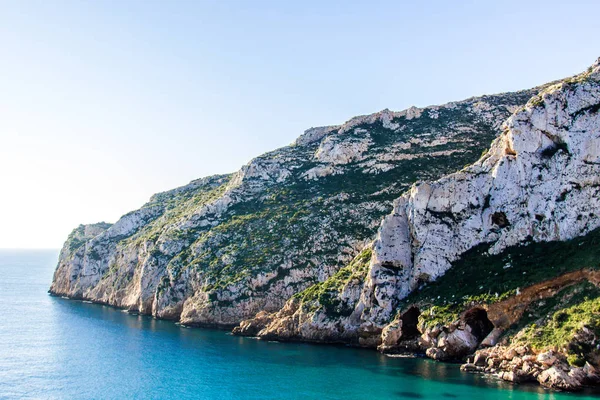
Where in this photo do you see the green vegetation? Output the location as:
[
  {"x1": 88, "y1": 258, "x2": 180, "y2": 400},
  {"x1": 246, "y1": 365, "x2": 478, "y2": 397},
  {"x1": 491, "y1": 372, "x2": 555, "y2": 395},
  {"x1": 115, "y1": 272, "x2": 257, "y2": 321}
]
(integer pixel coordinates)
[
  {"x1": 564, "y1": 71, "x2": 595, "y2": 85},
  {"x1": 185, "y1": 121, "x2": 499, "y2": 300},
  {"x1": 177, "y1": 92, "x2": 534, "y2": 310},
  {"x1": 77, "y1": 89, "x2": 539, "y2": 316},
  {"x1": 395, "y1": 227, "x2": 600, "y2": 331},
  {"x1": 293, "y1": 248, "x2": 372, "y2": 316},
  {"x1": 401, "y1": 227, "x2": 600, "y2": 310},
  {"x1": 87, "y1": 249, "x2": 101, "y2": 261},
  {"x1": 516, "y1": 282, "x2": 600, "y2": 358},
  {"x1": 126, "y1": 174, "x2": 232, "y2": 248},
  {"x1": 65, "y1": 222, "x2": 112, "y2": 254},
  {"x1": 418, "y1": 304, "x2": 461, "y2": 330},
  {"x1": 528, "y1": 95, "x2": 545, "y2": 108},
  {"x1": 400, "y1": 222, "x2": 600, "y2": 364},
  {"x1": 416, "y1": 291, "x2": 519, "y2": 330}
]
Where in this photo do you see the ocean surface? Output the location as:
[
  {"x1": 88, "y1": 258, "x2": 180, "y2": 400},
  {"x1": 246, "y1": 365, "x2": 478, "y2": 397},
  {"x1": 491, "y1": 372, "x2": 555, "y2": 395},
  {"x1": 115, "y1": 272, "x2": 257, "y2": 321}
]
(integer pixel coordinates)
[{"x1": 0, "y1": 250, "x2": 599, "y2": 400}]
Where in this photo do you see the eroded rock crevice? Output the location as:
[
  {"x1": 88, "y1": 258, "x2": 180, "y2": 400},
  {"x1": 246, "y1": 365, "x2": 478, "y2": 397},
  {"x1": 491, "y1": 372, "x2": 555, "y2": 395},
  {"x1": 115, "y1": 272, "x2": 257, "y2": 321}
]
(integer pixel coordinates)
[
  {"x1": 463, "y1": 308, "x2": 494, "y2": 342},
  {"x1": 400, "y1": 306, "x2": 421, "y2": 340}
]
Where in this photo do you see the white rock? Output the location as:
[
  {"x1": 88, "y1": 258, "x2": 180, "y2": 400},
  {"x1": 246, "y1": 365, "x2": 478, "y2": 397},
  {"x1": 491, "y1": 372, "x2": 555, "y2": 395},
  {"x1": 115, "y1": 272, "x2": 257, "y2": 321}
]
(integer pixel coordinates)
[{"x1": 354, "y1": 61, "x2": 600, "y2": 325}]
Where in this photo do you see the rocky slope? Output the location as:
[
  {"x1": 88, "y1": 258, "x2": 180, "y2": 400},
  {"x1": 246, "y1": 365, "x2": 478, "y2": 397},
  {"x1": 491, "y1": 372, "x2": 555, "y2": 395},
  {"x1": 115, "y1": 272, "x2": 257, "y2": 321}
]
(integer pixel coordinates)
[
  {"x1": 234, "y1": 59, "x2": 600, "y2": 390},
  {"x1": 52, "y1": 55, "x2": 600, "y2": 391},
  {"x1": 50, "y1": 86, "x2": 536, "y2": 327}
]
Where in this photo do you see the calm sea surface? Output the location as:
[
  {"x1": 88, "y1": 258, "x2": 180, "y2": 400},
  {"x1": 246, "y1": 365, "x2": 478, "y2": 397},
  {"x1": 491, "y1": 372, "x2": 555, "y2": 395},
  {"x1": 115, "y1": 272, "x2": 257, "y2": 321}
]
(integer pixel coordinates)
[{"x1": 0, "y1": 249, "x2": 598, "y2": 399}]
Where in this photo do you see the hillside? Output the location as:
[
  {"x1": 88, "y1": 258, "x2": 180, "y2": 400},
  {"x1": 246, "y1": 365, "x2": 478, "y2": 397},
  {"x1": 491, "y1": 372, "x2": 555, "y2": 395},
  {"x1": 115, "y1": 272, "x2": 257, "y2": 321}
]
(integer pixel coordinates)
[
  {"x1": 51, "y1": 56, "x2": 600, "y2": 392},
  {"x1": 50, "y1": 87, "x2": 536, "y2": 328},
  {"x1": 234, "y1": 59, "x2": 600, "y2": 391}
]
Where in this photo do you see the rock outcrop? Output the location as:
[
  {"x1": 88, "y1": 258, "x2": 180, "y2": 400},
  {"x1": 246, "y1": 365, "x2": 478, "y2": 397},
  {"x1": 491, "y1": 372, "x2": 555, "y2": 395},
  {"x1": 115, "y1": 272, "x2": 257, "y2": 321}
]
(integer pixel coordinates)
[
  {"x1": 233, "y1": 59, "x2": 600, "y2": 391},
  {"x1": 51, "y1": 86, "x2": 534, "y2": 327},
  {"x1": 462, "y1": 346, "x2": 600, "y2": 391},
  {"x1": 52, "y1": 56, "x2": 600, "y2": 391},
  {"x1": 359, "y1": 58, "x2": 600, "y2": 331}
]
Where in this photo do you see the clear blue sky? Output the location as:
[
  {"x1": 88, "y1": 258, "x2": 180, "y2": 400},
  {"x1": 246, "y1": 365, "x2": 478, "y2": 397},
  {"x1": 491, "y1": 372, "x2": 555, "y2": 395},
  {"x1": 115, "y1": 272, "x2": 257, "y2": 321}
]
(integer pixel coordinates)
[{"x1": 1, "y1": 0, "x2": 598, "y2": 248}]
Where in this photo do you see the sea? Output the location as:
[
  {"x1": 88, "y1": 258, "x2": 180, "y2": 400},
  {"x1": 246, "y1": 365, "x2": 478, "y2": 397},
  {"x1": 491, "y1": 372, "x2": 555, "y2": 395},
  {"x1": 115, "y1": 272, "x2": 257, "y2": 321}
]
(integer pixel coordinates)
[{"x1": 0, "y1": 249, "x2": 598, "y2": 399}]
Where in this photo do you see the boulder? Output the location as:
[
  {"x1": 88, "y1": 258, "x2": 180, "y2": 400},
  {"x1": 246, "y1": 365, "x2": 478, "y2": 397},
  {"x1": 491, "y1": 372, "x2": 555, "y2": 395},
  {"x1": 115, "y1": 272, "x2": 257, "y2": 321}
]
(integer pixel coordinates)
[
  {"x1": 538, "y1": 366, "x2": 584, "y2": 391},
  {"x1": 537, "y1": 350, "x2": 557, "y2": 367}
]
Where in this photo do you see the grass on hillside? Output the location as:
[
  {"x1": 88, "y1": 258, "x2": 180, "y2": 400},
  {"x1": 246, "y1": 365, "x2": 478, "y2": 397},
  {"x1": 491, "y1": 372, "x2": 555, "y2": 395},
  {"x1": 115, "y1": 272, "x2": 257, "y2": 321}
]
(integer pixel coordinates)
[{"x1": 399, "y1": 227, "x2": 600, "y2": 328}]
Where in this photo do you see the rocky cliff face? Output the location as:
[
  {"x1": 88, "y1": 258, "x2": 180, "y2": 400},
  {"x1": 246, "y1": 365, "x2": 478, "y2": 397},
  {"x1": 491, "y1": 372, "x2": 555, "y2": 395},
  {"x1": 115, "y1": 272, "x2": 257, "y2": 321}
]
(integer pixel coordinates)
[
  {"x1": 361, "y1": 57, "x2": 600, "y2": 331},
  {"x1": 234, "y1": 59, "x2": 600, "y2": 390},
  {"x1": 52, "y1": 57, "x2": 600, "y2": 391},
  {"x1": 50, "y1": 87, "x2": 535, "y2": 327}
]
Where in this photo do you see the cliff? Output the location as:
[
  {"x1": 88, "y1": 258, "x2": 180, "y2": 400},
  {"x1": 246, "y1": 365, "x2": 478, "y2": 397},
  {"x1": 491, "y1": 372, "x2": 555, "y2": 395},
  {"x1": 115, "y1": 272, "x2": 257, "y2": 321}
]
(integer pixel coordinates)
[
  {"x1": 52, "y1": 56, "x2": 600, "y2": 391},
  {"x1": 233, "y1": 59, "x2": 600, "y2": 390},
  {"x1": 50, "y1": 87, "x2": 533, "y2": 327}
]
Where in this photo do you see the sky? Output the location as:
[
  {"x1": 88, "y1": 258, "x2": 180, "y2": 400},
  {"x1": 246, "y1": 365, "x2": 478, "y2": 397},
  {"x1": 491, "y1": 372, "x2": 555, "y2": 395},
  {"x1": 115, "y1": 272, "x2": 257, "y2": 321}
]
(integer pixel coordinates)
[{"x1": 0, "y1": 0, "x2": 599, "y2": 249}]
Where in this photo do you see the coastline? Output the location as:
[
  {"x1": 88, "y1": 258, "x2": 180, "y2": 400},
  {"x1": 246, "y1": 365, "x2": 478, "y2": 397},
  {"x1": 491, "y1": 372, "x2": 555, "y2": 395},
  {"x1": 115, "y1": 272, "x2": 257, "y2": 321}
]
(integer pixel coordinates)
[{"x1": 50, "y1": 290, "x2": 600, "y2": 393}]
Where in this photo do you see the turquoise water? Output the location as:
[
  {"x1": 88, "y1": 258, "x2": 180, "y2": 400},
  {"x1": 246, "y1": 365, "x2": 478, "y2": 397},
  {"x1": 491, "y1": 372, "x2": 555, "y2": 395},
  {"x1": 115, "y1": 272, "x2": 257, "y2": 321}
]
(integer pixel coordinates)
[{"x1": 0, "y1": 250, "x2": 599, "y2": 399}]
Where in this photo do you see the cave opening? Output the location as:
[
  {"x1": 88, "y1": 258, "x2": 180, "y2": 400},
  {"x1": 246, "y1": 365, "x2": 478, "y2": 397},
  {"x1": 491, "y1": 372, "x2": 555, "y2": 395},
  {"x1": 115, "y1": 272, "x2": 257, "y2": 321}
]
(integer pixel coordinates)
[
  {"x1": 400, "y1": 306, "x2": 421, "y2": 340},
  {"x1": 463, "y1": 308, "x2": 494, "y2": 342},
  {"x1": 491, "y1": 212, "x2": 510, "y2": 228}
]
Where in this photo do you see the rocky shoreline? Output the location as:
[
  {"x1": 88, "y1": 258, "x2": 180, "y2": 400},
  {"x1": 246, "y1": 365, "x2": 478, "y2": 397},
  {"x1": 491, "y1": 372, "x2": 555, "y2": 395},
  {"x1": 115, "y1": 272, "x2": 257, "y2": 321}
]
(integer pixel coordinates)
[
  {"x1": 462, "y1": 346, "x2": 600, "y2": 391},
  {"x1": 51, "y1": 58, "x2": 600, "y2": 393},
  {"x1": 230, "y1": 58, "x2": 600, "y2": 392},
  {"x1": 52, "y1": 286, "x2": 600, "y2": 392},
  {"x1": 233, "y1": 272, "x2": 600, "y2": 392}
]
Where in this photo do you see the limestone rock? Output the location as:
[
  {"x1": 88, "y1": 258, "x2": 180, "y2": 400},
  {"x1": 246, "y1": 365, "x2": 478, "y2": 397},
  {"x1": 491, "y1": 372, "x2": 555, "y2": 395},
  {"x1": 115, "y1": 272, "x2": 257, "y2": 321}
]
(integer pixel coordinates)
[
  {"x1": 538, "y1": 366, "x2": 584, "y2": 391},
  {"x1": 353, "y1": 59, "x2": 600, "y2": 330},
  {"x1": 480, "y1": 328, "x2": 504, "y2": 347},
  {"x1": 241, "y1": 58, "x2": 600, "y2": 349},
  {"x1": 51, "y1": 82, "x2": 532, "y2": 327},
  {"x1": 537, "y1": 350, "x2": 557, "y2": 367}
]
